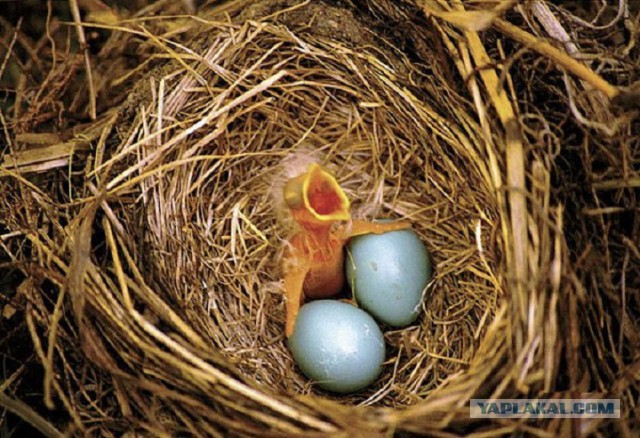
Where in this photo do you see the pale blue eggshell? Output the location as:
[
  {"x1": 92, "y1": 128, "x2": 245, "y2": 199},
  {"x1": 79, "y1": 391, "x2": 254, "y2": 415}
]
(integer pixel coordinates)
[
  {"x1": 346, "y1": 228, "x2": 431, "y2": 327},
  {"x1": 288, "y1": 300, "x2": 385, "y2": 393}
]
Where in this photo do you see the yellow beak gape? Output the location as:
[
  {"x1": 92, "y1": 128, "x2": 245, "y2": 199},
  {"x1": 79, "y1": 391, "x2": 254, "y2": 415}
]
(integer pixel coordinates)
[{"x1": 283, "y1": 163, "x2": 350, "y2": 225}]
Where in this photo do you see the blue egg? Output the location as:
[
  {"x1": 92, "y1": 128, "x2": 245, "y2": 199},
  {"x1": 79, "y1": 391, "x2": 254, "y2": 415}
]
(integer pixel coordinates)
[
  {"x1": 346, "y1": 227, "x2": 431, "y2": 327},
  {"x1": 288, "y1": 300, "x2": 385, "y2": 393}
]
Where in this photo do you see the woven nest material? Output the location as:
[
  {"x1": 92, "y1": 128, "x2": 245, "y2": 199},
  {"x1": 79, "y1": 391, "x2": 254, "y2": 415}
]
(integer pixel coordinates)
[{"x1": 1, "y1": 0, "x2": 639, "y2": 436}]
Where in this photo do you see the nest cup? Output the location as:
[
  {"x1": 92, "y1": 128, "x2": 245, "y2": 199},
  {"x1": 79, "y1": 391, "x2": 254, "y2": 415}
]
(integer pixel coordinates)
[
  {"x1": 104, "y1": 2, "x2": 502, "y2": 403},
  {"x1": 2, "y1": 0, "x2": 599, "y2": 435}
]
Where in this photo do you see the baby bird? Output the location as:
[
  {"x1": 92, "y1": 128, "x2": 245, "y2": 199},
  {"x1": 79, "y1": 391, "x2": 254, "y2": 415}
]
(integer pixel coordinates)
[{"x1": 282, "y1": 162, "x2": 410, "y2": 337}]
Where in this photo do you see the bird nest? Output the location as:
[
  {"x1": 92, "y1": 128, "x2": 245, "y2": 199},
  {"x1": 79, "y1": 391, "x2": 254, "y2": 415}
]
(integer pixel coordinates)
[{"x1": 1, "y1": 0, "x2": 638, "y2": 436}]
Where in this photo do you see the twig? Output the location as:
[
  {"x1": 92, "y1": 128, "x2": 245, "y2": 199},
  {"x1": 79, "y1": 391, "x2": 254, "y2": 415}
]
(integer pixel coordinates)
[
  {"x1": 559, "y1": 0, "x2": 626, "y2": 30},
  {"x1": 530, "y1": 1, "x2": 579, "y2": 56},
  {"x1": 0, "y1": 392, "x2": 64, "y2": 438},
  {"x1": 593, "y1": 177, "x2": 640, "y2": 190},
  {"x1": 0, "y1": 18, "x2": 21, "y2": 84},
  {"x1": 457, "y1": 11, "x2": 529, "y2": 349},
  {"x1": 0, "y1": 109, "x2": 12, "y2": 151},
  {"x1": 562, "y1": 72, "x2": 621, "y2": 136},
  {"x1": 492, "y1": 17, "x2": 619, "y2": 100},
  {"x1": 69, "y1": 0, "x2": 97, "y2": 120}
]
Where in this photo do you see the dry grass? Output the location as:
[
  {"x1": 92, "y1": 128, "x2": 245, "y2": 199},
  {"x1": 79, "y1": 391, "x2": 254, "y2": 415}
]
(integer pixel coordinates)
[{"x1": 0, "y1": 0, "x2": 638, "y2": 436}]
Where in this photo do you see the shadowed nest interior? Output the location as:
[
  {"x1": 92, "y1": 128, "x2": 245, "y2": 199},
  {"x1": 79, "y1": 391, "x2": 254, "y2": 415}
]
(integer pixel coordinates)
[{"x1": 1, "y1": 0, "x2": 638, "y2": 436}]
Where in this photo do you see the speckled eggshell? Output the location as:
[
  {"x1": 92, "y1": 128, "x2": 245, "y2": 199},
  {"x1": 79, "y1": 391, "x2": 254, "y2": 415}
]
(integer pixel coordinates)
[
  {"x1": 346, "y1": 227, "x2": 431, "y2": 327},
  {"x1": 288, "y1": 300, "x2": 385, "y2": 394}
]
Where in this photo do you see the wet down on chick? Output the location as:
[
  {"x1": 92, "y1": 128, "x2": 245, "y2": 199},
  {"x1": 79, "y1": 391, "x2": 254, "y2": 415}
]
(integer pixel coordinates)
[{"x1": 281, "y1": 162, "x2": 410, "y2": 337}]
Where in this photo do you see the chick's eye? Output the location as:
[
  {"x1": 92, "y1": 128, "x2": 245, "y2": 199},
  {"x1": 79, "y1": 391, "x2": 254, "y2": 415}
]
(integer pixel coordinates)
[{"x1": 283, "y1": 179, "x2": 304, "y2": 208}]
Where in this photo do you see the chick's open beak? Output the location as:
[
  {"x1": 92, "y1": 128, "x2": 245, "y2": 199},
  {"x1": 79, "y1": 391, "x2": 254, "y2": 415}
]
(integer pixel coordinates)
[{"x1": 284, "y1": 163, "x2": 350, "y2": 226}]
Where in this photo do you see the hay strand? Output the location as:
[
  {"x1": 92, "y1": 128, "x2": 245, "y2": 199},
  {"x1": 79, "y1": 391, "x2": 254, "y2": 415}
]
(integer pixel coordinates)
[{"x1": 68, "y1": 0, "x2": 97, "y2": 120}]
